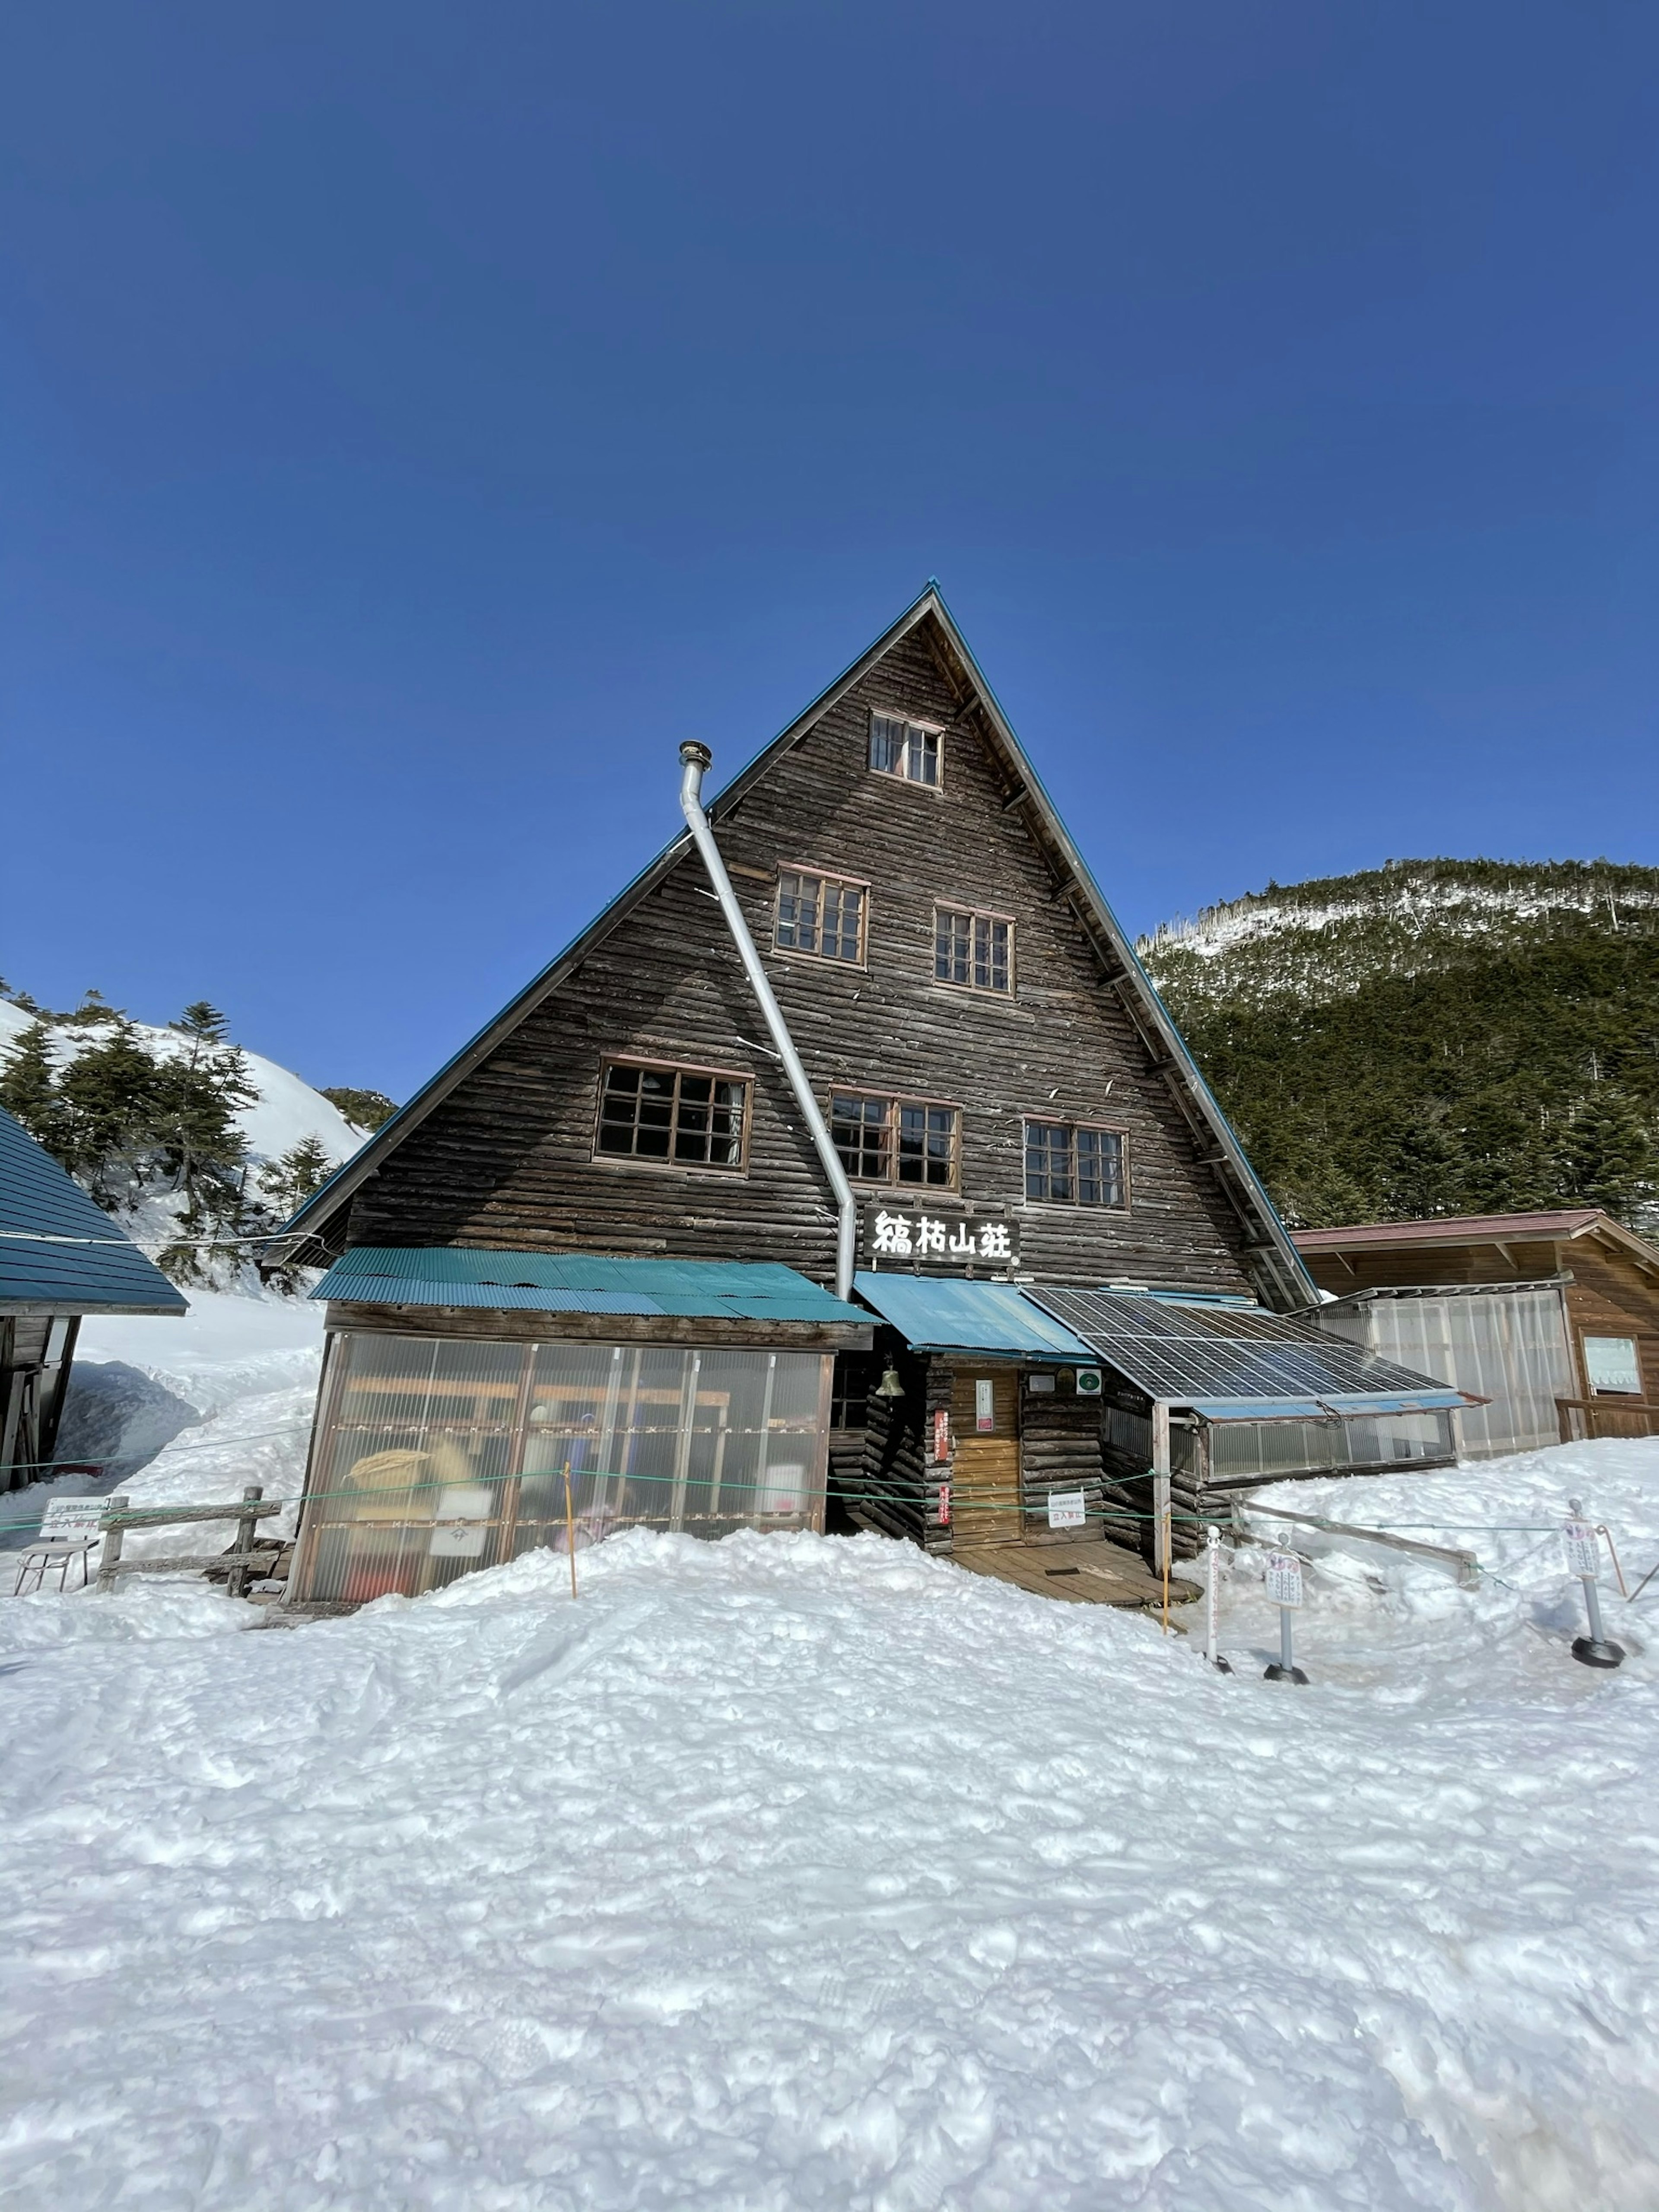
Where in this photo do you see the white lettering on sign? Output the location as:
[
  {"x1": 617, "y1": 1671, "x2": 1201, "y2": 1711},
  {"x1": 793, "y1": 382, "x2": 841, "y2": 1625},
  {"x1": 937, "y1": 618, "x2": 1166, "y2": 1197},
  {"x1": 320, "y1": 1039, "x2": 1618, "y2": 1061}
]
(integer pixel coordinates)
[
  {"x1": 863, "y1": 1208, "x2": 1018, "y2": 1269},
  {"x1": 872, "y1": 1211, "x2": 913, "y2": 1257},
  {"x1": 937, "y1": 1482, "x2": 951, "y2": 1526},
  {"x1": 932, "y1": 1408, "x2": 950, "y2": 1463},
  {"x1": 1264, "y1": 1551, "x2": 1304, "y2": 1608},
  {"x1": 975, "y1": 1379, "x2": 995, "y2": 1433},
  {"x1": 1047, "y1": 1489, "x2": 1086, "y2": 1529},
  {"x1": 1563, "y1": 1519, "x2": 1602, "y2": 1580}
]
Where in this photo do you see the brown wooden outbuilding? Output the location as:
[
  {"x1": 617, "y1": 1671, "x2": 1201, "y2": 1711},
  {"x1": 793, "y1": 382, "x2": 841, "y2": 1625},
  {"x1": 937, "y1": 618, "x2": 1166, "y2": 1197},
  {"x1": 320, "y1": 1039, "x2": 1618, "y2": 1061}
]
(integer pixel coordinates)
[{"x1": 1294, "y1": 1211, "x2": 1659, "y2": 1442}]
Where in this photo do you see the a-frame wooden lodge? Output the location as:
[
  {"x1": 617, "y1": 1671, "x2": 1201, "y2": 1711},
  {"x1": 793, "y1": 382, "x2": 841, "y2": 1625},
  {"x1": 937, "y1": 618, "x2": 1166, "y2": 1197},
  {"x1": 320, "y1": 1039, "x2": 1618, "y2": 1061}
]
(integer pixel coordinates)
[{"x1": 281, "y1": 589, "x2": 1464, "y2": 1602}]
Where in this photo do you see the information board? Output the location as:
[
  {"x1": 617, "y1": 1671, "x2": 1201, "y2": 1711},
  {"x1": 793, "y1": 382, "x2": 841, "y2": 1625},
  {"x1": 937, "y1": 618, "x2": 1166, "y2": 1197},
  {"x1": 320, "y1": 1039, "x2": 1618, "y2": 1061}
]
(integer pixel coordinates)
[
  {"x1": 1562, "y1": 1519, "x2": 1602, "y2": 1580},
  {"x1": 1046, "y1": 1490, "x2": 1087, "y2": 1529},
  {"x1": 1264, "y1": 1551, "x2": 1304, "y2": 1608}
]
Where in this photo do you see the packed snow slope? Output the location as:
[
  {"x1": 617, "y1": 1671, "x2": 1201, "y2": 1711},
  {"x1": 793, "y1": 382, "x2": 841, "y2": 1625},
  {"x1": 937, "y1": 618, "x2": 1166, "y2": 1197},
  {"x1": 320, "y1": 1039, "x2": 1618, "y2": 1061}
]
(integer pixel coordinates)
[
  {"x1": 3, "y1": 1440, "x2": 1659, "y2": 2209},
  {"x1": 1136, "y1": 858, "x2": 1659, "y2": 1233}
]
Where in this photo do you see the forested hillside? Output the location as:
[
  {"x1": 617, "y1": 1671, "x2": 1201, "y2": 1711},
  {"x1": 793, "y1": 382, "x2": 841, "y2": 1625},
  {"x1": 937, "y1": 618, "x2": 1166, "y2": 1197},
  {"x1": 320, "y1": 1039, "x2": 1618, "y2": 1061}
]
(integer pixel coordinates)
[
  {"x1": 0, "y1": 985, "x2": 382, "y2": 1284},
  {"x1": 1139, "y1": 859, "x2": 1659, "y2": 1233}
]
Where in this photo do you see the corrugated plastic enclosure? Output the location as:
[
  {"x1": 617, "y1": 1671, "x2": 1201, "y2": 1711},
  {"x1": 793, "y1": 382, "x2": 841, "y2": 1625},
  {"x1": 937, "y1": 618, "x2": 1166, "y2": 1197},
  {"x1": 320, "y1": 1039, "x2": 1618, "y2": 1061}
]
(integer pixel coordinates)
[
  {"x1": 1314, "y1": 1284, "x2": 1574, "y2": 1457},
  {"x1": 292, "y1": 1332, "x2": 832, "y2": 1603}
]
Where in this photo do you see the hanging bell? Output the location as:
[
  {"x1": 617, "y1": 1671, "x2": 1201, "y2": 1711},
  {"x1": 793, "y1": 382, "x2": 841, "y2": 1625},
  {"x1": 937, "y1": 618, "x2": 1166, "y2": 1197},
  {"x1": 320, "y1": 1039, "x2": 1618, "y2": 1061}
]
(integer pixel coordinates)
[{"x1": 871, "y1": 1363, "x2": 906, "y2": 1400}]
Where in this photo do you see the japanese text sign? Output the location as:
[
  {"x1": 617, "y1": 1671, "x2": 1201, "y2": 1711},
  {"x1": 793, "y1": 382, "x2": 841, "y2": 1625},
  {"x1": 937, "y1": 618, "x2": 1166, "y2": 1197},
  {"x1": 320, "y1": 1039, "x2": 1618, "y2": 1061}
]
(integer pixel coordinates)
[
  {"x1": 1562, "y1": 1519, "x2": 1602, "y2": 1580},
  {"x1": 1264, "y1": 1551, "x2": 1304, "y2": 1608},
  {"x1": 862, "y1": 1207, "x2": 1019, "y2": 1271}
]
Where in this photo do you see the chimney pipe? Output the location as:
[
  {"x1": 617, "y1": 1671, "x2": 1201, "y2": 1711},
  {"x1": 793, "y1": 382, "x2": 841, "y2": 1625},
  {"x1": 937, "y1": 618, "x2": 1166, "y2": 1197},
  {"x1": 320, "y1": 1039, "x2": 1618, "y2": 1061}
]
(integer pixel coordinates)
[{"x1": 677, "y1": 741, "x2": 857, "y2": 1302}]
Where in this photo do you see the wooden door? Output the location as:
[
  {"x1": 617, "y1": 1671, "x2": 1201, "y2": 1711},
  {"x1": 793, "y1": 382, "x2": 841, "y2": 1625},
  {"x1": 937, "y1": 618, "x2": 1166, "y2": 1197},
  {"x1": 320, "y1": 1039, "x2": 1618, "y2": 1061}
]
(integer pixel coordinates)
[{"x1": 950, "y1": 1369, "x2": 1021, "y2": 1540}]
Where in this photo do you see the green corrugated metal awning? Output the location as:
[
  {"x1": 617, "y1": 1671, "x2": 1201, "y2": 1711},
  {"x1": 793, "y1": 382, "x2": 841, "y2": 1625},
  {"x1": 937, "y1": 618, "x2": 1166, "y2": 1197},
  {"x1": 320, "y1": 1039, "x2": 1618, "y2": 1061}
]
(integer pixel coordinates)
[
  {"x1": 852, "y1": 1273, "x2": 1099, "y2": 1360},
  {"x1": 313, "y1": 1247, "x2": 868, "y2": 1325}
]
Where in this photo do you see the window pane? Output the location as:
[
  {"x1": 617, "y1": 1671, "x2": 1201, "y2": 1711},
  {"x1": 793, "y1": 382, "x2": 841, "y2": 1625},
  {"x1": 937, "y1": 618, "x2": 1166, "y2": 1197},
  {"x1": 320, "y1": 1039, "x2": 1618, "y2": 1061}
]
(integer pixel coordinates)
[
  {"x1": 973, "y1": 916, "x2": 1010, "y2": 992},
  {"x1": 1025, "y1": 1120, "x2": 1072, "y2": 1202},
  {"x1": 777, "y1": 871, "x2": 822, "y2": 953},
  {"x1": 599, "y1": 1063, "x2": 744, "y2": 1169},
  {"x1": 908, "y1": 727, "x2": 939, "y2": 785},
  {"x1": 935, "y1": 909, "x2": 970, "y2": 985},
  {"x1": 898, "y1": 1103, "x2": 956, "y2": 1186},
  {"x1": 870, "y1": 715, "x2": 906, "y2": 774},
  {"x1": 821, "y1": 881, "x2": 862, "y2": 962},
  {"x1": 1077, "y1": 1128, "x2": 1124, "y2": 1207},
  {"x1": 831, "y1": 1092, "x2": 889, "y2": 1180}
]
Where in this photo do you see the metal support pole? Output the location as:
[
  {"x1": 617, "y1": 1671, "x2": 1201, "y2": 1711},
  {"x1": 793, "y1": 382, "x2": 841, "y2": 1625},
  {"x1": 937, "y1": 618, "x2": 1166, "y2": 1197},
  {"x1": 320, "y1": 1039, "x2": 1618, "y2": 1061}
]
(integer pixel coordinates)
[
  {"x1": 1567, "y1": 1493, "x2": 1624, "y2": 1668},
  {"x1": 1204, "y1": 1524, "x2": 1230, "y2": 1672},
  {"x1": 1264, "y1": 1606, "x2": 1309, "y2": 1685}
]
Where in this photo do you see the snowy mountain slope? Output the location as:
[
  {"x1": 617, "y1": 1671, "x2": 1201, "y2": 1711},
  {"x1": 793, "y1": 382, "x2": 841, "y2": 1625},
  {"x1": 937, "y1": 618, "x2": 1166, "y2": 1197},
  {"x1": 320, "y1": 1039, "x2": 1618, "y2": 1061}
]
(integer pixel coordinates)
[
  {"x1": 1, "y1": 1441, "x2": 1657, "y2": 2209},
  {"x1": 0, "y1": 999, "x2": 368, "y2": 1167}
]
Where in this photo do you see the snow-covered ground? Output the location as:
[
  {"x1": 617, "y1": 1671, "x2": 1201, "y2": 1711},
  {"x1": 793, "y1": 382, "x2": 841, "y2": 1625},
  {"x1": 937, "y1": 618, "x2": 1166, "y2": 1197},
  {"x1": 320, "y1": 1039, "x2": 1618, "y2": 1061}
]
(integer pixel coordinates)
[{"x1": 2, "y1": 1376, "x2": 1657, "y2": 2206}]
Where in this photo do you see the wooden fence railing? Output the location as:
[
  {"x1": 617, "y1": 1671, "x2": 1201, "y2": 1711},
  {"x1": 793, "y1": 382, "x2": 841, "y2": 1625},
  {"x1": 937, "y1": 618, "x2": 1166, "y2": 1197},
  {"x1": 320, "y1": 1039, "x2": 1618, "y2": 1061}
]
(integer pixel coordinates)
[
  {"x1": 1556, "y1": 1397, "x2": 1659, "y2": 1445},
  {"x1": 97, "y1": 1486, "x2": 284, "y2": 1596}
]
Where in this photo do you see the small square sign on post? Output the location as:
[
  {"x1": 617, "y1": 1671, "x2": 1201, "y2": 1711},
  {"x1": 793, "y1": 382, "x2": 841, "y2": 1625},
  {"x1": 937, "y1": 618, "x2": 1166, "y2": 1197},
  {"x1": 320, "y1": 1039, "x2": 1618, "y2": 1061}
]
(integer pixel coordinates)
[
  {"x1": 1264, "y1": 1552, "x2": 1303, "y2": 1607},
  {"x1": 1562, "y1": 1519, "x2": 1601, "y2": 1580},
  {"x1": 1046, "y1": 1489, "x2": 1086, "y2": 1530}
]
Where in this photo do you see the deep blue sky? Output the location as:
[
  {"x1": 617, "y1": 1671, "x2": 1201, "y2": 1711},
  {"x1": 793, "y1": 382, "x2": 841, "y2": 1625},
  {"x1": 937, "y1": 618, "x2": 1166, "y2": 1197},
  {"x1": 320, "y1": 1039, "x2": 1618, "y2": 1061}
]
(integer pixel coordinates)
[{"x1": 4, "y1": 3, "x2": 1657, "y2": 1100}]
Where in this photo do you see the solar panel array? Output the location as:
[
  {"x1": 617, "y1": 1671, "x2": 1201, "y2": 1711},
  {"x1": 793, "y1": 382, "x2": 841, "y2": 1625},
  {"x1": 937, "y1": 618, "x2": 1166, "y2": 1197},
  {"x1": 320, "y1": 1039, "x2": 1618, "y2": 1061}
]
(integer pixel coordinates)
[{"x1": 1026, "y1": 1288, "x2": 1456, "y2": 1406}]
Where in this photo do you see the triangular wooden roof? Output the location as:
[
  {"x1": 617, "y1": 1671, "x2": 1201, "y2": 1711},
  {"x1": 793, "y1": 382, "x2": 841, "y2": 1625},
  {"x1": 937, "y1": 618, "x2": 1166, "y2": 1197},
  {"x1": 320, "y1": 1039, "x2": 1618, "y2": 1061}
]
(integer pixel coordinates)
[{"x1": 286, "y1": 586, "x2": 1315, "y2": 1308}]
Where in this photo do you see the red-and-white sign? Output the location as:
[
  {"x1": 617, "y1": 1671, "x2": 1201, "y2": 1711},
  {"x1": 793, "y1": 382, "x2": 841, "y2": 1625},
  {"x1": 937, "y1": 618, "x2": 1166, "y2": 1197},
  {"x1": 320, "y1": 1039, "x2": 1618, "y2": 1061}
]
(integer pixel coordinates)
[
  {"x1": 975, "y1": 1379, "x2": 995, "y2": 1433},
  {"x1": 933, "y1": 1408, "x2": 950, "y2": 1463},
  {"x1": 937, "y1": 1483, "x2": 951, "y2": 1526},
  {"x1": 1563, "y1": 1519, "x2": 1601, "y2": 1580},
  {"x1": 1264, "y1": 1551, "x2": 1304, "y2": 1608}
]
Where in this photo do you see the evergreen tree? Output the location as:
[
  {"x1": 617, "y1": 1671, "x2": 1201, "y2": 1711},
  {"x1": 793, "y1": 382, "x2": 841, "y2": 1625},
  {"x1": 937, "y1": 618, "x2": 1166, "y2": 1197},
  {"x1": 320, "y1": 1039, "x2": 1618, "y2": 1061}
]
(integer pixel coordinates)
[
  {"x1": 257, "y1": 1136, "x2": 335, "y2": 1216},
  {"x1": 320, "y1": 1086, "x2": 398, "y2": 1132},
  {"x1": 0, "y1": 1020, "x2": 69, "y2": 1157},
  {"x1": 174, "y1": 1001, "x2": 230, "y2": 1045},
  {"x1": 1554, "y1": 1091, "x2": 1654, "y2": 1219}
]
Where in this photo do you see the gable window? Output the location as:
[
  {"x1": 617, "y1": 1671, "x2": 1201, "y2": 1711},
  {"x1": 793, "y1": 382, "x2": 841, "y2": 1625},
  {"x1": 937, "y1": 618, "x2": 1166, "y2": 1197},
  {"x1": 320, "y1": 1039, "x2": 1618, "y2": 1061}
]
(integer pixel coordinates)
[
  {"x1": 869, "y1": 712, "x2": 941, "y2": 788},
  {"x1": 830, "y1": 1091, "x2": 958, "y2": 1189},
  {"x1": 596, "y1": 1060, "x2": 748, "y2": 1171},
  {"x1": 935, "y1": 907, "x2": 1012, "y2": 994},
  {"x1": 1024, "y1": 1121, "x2": 1126, "y2": 1207},
  {"x1": 775, "y1": 868, "x2": 866, "y2": 963}
]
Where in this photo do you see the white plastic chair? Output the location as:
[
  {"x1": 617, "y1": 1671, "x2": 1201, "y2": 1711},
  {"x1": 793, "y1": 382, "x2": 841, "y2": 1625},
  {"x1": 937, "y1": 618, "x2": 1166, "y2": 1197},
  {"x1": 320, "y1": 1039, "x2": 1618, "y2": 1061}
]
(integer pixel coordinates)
[{"x1": 12, "y1": 1498, "x2": 103, "y2": 1595}]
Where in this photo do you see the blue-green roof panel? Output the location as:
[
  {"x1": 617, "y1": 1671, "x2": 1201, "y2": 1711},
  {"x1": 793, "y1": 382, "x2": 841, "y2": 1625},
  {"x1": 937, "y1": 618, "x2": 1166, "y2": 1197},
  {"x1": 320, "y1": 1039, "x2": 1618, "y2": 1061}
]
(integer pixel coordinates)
[
  {"x1": 0, "y1": 1106, "x2": 187, "y2": 1314},
  {"x1": 314, "y1": 1247, "x2": 868, "y2": 1325}
]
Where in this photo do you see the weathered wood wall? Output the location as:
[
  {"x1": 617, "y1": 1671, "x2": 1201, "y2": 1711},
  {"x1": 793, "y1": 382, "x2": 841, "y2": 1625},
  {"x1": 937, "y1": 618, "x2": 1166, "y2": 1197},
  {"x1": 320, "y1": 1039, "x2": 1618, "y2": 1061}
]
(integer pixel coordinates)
[{"x1": 343, "y1": 613, "x2": 1260, "y2": 1300}]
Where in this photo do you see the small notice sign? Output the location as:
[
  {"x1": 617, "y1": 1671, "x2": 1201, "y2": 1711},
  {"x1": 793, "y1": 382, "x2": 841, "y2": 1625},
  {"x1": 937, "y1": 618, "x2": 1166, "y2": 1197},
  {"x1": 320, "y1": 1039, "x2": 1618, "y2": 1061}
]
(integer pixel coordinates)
[
  {"x1": 1562, "y1": 1519, "x2": 1602, "y2": 1580},
  {"x1": 39, "y1": 1497, "x2": 108, "y2": 1538},
  {"x1": 936, "y1": 1482, "x2": 950, "y2": 1526},
  {"x1": 1264, "y1": 1551, "x2": 1304, "y2": 1608},
  {"x1": 429, "y1": 1484, "x2": 493, "y2": 1559},
  {"x1": 1047, "y1": 1489, "x2": 1086, "y2": 1529},
  {"x1": 974, "y1": 1380, "x2": 995, "y2": 1433},
  {"x1": 933, "y1": 1408, "x2": 950, "y2": 1463}
]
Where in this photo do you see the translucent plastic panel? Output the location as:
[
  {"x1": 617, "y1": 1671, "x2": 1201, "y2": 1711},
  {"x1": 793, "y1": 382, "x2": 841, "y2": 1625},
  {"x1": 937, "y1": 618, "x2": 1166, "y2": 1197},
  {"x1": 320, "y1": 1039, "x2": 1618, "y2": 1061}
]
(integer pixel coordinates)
[
  {"x1": 294, "y1": 1335, "x2": 832, "y2": 1602},
  {"x1": 1358, "y1": 1292, "x2": 1571, "y2": 1457}
]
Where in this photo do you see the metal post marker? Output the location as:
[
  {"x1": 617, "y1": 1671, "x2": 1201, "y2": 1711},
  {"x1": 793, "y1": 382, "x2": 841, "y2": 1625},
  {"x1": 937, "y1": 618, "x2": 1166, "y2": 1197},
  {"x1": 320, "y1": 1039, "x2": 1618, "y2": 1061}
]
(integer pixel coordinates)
[
  {"x1": 1565, "y1": 1497, "x2": 1623, "y2": 1669},
  {"x1": 1205, "y1": 1524, "x2": 1232, "y2": 1672},
  {"x1": 1262, "y1": 1550, "x2": 1309, "y2": 1684}
]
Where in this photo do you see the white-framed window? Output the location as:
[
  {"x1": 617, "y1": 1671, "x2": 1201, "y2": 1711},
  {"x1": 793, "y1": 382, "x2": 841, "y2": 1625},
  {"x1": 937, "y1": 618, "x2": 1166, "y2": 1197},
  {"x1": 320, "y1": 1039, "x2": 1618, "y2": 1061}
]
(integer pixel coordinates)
[
  {"x1": 830, "y1": 1090, "x2": 958, "y2": 1189},
  {"x1": 595, "y1": 1059, "x2": 750, "y2": 1172},
  {"x1": 934, "y1": 906, "x2": 1013, "y2": 994},
  {"x1": 1583, "y1": 1335, "x2": 1642, "y2": 1395},
  {"x1": 869, "y1": 711, "x2": 941, "y2": 788},
  {"x1": 1023, "y1": 1120, "x2": 1127, "y2": 1208},
  {"x1": 775, "y1": 868, "x2": 867, "y2": 964}
]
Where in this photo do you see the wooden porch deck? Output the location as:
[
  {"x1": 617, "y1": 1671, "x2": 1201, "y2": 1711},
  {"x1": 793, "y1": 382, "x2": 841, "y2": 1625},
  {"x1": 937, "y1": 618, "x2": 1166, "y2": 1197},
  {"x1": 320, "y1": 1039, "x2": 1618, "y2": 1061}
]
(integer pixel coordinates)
[{"x1": 949, "y1": 1534, "x2": 1202, "y2": 1610}]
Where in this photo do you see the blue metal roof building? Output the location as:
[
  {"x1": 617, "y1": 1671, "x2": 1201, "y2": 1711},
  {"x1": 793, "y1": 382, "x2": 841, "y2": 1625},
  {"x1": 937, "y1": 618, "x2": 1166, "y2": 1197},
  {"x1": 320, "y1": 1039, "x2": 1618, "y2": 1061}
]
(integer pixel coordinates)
[{"x1": 0, "y1": 1104, "x2": 184, "y2": 1490}]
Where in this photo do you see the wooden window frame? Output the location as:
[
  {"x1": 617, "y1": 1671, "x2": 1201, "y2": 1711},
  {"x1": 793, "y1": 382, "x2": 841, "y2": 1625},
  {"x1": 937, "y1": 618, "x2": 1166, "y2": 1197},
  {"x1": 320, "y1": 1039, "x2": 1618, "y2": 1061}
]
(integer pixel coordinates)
[
  {"x1": 868, "y1": 709, "x2": 945, "y2": 793},
  {"x1": 932, "y1": 904, "x2": 1016, "y2": 997},
  {"x1": 1021, "y1": 1118, "x2": 1130, "y2": 1211},
  {"x1": 826, "y1": 1087, "x2": 962, "y2": 1193},
  {"x1": 592, "y1": 1055, "x2": 754, "y2": 1177},
  {"x1": 773, "y1": 862, "x2": 871, "y2": 969}
]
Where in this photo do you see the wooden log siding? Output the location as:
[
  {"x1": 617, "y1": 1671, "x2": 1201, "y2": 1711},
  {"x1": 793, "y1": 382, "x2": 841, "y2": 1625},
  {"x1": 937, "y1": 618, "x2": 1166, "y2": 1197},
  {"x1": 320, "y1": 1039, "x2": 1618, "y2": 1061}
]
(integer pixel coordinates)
[
  {"x1": 854, "y1": 1350, "x2": 936, "y2": 1548},
  {"x1": 345, "y1": 617, "x2": 1259, "y2": 1301},
  {"x1": 1018, "y1": 1390, "x2": 1109, "y2": 1540}
]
